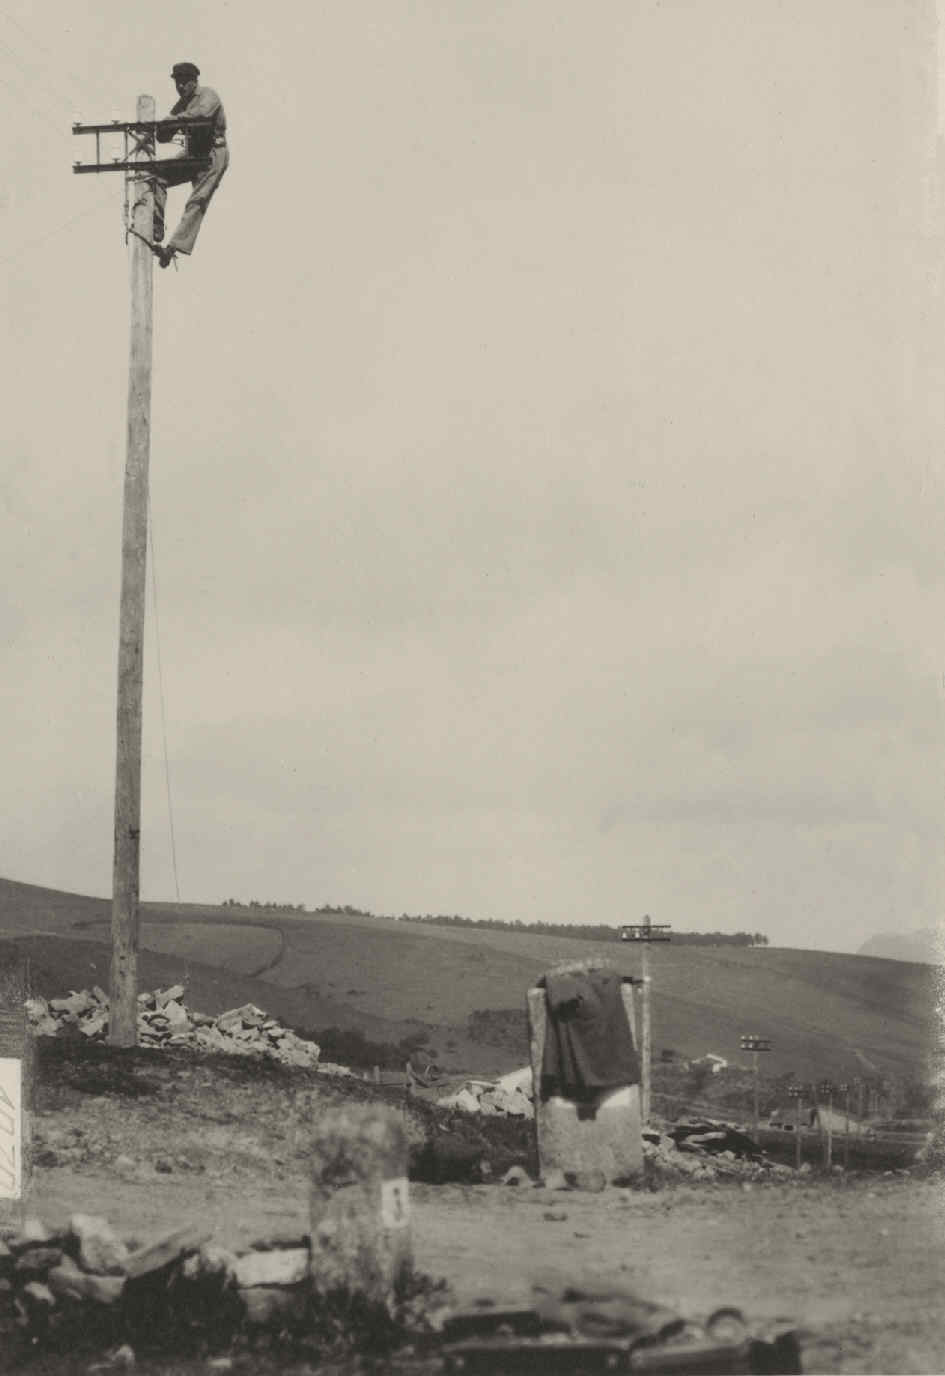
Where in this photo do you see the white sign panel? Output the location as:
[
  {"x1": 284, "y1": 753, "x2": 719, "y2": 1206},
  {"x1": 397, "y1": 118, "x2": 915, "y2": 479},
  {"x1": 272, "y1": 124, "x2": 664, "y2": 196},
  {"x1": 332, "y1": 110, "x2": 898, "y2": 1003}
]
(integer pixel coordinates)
[
  {"x1": 0, "y1": 1058, "x2": 22, "y2": 1200},
  {"x1": 380, "y1": 1176, "x2": 410, "y2": 1229}
]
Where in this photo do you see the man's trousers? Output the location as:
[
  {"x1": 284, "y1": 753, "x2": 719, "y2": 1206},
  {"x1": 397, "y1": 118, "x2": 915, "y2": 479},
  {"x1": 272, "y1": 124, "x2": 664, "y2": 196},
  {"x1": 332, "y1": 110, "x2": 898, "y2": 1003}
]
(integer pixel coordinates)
[{"x1": 153, "y1": 144, "x2": 229, "y2": 256}]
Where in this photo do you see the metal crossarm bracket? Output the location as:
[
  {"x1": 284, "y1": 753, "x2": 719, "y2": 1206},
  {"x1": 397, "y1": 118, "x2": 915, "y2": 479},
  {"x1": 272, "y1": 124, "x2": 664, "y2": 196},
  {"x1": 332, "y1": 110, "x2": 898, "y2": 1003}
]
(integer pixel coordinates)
[
  {"x1": 72, "y1": 118, "x2": 214, "y2": 175},
  {"x1": 74, "y1": 158, "x2": 210, "y2": 176},
  {"x1": 73, "y1": 118, "x2": 215, "y2": 135}
]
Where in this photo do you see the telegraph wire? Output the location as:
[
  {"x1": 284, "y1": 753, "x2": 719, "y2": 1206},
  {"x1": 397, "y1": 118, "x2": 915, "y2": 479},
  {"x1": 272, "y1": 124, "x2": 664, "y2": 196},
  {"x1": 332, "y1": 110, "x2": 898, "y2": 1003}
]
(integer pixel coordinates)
[
  {"x1": 147, "y1": 497, "x2": 183, "y2": 903},
  {"x1": 0, "y1": 198, "x2": 111, "y2": 268},
  {"x1": 0, "y1": 34, "x2": 78, "y2": 115},
  {"x1": 0, "y1": 9, "x2": 90, "y2": 108},
  {"x1": 0, "y1": 62, "x2": 71, "y2": 135}
]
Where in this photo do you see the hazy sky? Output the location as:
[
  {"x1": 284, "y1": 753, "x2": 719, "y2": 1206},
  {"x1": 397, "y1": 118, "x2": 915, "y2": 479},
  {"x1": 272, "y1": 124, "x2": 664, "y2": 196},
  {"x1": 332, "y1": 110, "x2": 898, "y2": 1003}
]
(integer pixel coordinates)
[{"x1": 3, "y1": 1, "x2": 943, "y2": 954}]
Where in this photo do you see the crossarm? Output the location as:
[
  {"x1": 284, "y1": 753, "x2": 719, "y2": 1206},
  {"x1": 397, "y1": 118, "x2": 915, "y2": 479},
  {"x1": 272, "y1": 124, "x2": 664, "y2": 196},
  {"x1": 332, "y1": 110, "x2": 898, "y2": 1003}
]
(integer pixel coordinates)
[
  {"x1": 73, "y1": 158, "x2": 210, "y2": 175},
  {"x1": 72, "y1": 118, "x2": 215, "y2": 135}
]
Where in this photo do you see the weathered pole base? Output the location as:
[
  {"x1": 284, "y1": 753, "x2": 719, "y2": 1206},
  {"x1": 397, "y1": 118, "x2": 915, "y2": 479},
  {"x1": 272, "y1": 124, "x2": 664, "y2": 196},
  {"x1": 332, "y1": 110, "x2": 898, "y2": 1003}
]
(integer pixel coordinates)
[
  {"x1": 108, "y1": 947, "x2": 138, "y2": 1047},
  {"x1": 309, "y1": 1105, "x2": 412, "y2": 1309}
]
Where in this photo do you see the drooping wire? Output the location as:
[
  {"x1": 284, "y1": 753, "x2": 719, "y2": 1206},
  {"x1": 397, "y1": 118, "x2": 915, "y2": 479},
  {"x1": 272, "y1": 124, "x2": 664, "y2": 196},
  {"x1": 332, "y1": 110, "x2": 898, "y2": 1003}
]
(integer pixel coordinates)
[
  {"x1": 146, "y1": 496, "x2": 182, "y2": 903},
  {"x1": 0, "y1": 9, "x2": 90, "y2": 108},
  {"x1": 0, "y1": 197, "x2": 110, "y2": 267},
  {"x1": 0, "y1": 35, "x2": 77, "y2": 114},
  {"x1": 0, "y1": 62, "x2": 71, "y2": 135}
]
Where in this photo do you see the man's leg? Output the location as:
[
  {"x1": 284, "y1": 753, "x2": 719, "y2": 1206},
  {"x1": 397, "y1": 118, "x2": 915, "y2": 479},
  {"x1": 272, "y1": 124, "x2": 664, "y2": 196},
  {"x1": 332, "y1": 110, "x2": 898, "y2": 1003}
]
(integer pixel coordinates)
[
  {"x1": 152, "y1": 179, "x2": 166, "y2": 243},
  {"x1": 166, "y1": 147, "x2": 229, "y2": 257},
  {"x1": 151, "y1": 159, "x2": 197, "y2": 245}
]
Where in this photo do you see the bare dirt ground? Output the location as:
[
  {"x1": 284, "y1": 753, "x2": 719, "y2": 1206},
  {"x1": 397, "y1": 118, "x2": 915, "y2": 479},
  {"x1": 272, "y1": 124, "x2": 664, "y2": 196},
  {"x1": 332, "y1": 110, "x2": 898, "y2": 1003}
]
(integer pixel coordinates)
[
  {"x1": 12, "y1": 1037, "x2": 945, "y2": 1375},
  {"x1": 28, "y1": 1168, "x2": 945, "y2": 1374}
]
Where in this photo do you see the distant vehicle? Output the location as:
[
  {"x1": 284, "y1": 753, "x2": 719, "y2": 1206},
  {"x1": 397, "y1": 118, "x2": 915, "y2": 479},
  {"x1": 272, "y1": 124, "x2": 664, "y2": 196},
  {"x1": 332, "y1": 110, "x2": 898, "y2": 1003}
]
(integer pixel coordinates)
[{"x1": 619, "y1": 926, "x2": 638, "y2": 941}]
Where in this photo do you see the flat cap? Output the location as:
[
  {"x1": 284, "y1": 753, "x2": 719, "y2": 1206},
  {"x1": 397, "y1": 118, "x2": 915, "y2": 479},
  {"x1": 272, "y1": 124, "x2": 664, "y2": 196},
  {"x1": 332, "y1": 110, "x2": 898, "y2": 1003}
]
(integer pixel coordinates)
[{"x1": 171, "y1": 61, "x2": 200, "y2": 80}]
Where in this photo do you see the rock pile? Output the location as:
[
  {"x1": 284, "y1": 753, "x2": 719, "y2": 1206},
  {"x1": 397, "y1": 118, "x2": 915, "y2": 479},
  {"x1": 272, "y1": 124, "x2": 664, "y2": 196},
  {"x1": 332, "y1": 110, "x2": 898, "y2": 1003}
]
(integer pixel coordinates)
[
  {"x1": 24, "y1": 986, "x2": 336, "y2": 1072},
  {"x1": 0, "y1": 1212, "x2": 329, "y2": 1353},
  {"x1": 435, "y1": 1073, "x2": 795, "y2": 1181},
  {"x1": 438, "y1": 1066, "x2": 535, "y2": 1119},
  {"x1": 643, "y1": 1126, "x2": 794, "y2": 1183}
]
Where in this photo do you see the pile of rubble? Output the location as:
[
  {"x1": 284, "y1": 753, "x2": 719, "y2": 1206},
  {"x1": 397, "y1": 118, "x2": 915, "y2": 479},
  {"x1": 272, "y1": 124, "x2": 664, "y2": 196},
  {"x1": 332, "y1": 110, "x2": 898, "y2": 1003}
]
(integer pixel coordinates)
[
  {"x1": 23, "y1": 986, "x2": 352, "y2": 1074},
  {"x1": 0, "y1": 1212, "x2": 332, "y2": 1353},
  {"x1": 438, "y1": 1066, "x2": 534, "y2": 1119},
  {"x1": 643, "y1": 1124, "x2": 794, "y2": 1183},
  {"x1": 435, "y1": 1068, "x2": 798, "y2": 1180}
]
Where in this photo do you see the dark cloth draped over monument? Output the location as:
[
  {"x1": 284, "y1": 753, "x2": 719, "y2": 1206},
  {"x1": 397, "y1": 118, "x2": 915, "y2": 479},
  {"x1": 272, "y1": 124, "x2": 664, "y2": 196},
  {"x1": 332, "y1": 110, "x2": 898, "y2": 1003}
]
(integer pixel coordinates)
[{"x1": 539, "y1": 969, "x2": 640, "y2": 1101}]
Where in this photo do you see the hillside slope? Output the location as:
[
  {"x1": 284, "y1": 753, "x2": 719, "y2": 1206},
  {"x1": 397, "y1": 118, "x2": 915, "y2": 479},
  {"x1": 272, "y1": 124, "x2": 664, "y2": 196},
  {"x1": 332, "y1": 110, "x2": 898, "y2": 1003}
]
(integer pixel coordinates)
[
  {"x1": 857, "y1": 927, "x2": 943, "y2": 966},
  {"x1": 1, "y1": 876, "x2": 939, "y2": 1082}
]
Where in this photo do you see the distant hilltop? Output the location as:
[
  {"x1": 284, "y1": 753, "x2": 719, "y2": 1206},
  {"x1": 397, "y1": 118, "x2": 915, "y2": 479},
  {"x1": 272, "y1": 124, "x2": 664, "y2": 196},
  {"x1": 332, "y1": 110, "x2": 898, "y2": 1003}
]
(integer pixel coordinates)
[{"x1": 857, "y1": 927, "x2": 943, "y2": 966}]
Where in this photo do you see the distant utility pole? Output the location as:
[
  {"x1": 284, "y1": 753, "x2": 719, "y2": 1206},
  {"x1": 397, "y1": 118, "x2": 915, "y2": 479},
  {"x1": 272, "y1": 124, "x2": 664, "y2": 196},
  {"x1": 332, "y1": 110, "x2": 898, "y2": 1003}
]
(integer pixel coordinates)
[
  {"x1": 622, "y1": 915, "x2": 671, "y2": 1123},
  {"x1": 818, "y1": 1079, "x2": 835, "y2": 1170},
  {"x1": 838, "y1": 1081, "x2": 851, "y2": 1170},
  {"x1": 787, "y1": 1082, "x2": 804, "y2": 1169},
  {"x1": 740, "y1": 1034, "x2": 772, "y2": 1134},
  {"x1": 72, "y1": 103, "x2": 212, "y2": 1045},
  {"x1": 852, "y1": 1075, "x2": 865, "y2": 1123}
]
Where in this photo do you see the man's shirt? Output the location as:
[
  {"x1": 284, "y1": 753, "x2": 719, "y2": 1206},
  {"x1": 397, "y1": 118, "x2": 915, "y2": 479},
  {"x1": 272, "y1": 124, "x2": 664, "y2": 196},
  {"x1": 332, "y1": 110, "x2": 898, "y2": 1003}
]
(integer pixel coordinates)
[{"x1": 157, "y1": 86, "x2": 226, "y2": 158}]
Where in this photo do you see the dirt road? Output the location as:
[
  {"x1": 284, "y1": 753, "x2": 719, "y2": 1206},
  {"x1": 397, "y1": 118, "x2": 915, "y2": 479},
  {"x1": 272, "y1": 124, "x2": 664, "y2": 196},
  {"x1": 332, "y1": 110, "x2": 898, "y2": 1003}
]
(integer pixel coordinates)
[
  {"x1": 26, "y1": 1160, "x2": 945, "y2": 1373},
  {"x1": 17, "y1": 1037, "x2": 945, "y2": 1374}
]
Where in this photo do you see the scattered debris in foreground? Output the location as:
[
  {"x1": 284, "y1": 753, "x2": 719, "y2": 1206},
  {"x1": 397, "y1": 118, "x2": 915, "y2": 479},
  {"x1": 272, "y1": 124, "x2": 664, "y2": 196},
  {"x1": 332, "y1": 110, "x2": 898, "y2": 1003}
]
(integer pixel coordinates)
[
  {"x1": 0, "y1": 1213, "x2": 804, "y2": 1374},
  {"x1": 440, "y1": 1279, "x2": 802, "y2": 1374}
]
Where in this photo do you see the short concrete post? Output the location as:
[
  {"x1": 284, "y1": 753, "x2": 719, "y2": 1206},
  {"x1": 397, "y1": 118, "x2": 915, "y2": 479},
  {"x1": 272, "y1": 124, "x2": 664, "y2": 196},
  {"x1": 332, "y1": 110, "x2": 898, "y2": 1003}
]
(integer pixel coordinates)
[{"x1": 309, "y1": 1105, "x2": 412, "y2": 1308}]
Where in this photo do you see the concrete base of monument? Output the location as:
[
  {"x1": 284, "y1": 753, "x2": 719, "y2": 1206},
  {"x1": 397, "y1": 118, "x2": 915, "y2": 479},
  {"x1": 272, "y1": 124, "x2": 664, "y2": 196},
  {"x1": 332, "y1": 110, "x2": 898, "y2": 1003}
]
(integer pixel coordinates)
[{"x1": 534, "y1": 1084, "x2": 645, "y2": 1186}]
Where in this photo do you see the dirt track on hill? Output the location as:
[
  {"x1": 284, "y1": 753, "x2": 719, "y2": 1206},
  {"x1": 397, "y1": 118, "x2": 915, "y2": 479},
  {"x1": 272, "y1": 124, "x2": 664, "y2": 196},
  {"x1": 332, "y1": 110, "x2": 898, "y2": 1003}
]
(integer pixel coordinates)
[
  {"x1": 17, "y1": 1037, "x2": 945, "y2": 1375},
  {"x1": 72, "y1": 914, "x2": 289, "y2": 978}
]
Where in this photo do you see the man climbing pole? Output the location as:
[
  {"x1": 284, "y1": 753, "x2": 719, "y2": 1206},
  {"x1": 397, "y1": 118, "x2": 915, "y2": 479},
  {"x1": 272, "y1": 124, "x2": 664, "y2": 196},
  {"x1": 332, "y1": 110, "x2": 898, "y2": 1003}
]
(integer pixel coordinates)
[{"x1": 152, "y1": 62, "x2": 228, "y2": 269}]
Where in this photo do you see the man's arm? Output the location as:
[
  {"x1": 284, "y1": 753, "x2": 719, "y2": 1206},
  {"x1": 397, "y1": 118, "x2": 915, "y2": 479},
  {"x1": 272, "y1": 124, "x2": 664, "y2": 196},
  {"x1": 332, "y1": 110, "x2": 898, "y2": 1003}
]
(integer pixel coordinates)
[
  {"x1": 155, "y1": 94, "x2": 188, "y2": 143},
  {"x1": 158, "y1": 89, "x2": 223, "y2": 155},
  {"x1": 180, "y1": 88, "x2": 221, "y2": 121}
]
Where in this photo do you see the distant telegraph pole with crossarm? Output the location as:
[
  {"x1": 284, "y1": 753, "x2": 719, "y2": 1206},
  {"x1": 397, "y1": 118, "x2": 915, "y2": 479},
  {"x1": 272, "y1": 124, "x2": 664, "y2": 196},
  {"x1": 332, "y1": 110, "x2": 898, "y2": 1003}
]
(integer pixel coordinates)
[
  {"x1": 71, "y1": 100, "x2": 214, "y2": 1046},
  {"x1": 620, "y1": 915, "x2": 672, "y2": 1124},
  {"x1": 740, "y1": 1033, "x2": 772, "y2": 1134}
]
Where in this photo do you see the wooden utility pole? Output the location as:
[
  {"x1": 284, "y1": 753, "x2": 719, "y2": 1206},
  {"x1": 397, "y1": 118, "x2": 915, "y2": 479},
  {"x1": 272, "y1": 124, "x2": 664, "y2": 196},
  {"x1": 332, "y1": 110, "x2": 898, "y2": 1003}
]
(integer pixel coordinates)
[
  {"x1": 839, "y1": 1081, "x2": 851, "y2": 1170},
  {"x1": 787, "y1": 1083, "x2": 803, "y2": 1169},
  {"x1": 740, "y1": 1034, "x2": 772, "y2": 1135},
  {"x1": 110, "y1": 94, "x2": 156, "y2": 1046},
  {"x1": 623, "y1": 915, "x2": 671, "y2": 1123},
  {"x1": 641, "y1": 941, "x2": 651, "y2": 1122},
  {"x1": 73, "y1": 104, "x2": 214, "y2": 1046},
  {"x1": 818, "y1": 1079, "x2": 834, "y2": 1171}
]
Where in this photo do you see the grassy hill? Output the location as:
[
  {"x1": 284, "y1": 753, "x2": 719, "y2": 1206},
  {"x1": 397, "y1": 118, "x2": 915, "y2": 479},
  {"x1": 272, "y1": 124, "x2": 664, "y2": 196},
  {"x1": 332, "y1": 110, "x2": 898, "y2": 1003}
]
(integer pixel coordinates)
[
  {"x1": 0, "y1": 876, "x2": 939, "y2": 1087},
  {"x1": 857, "y1": 927, "x2": 943, "y2": 966}
]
